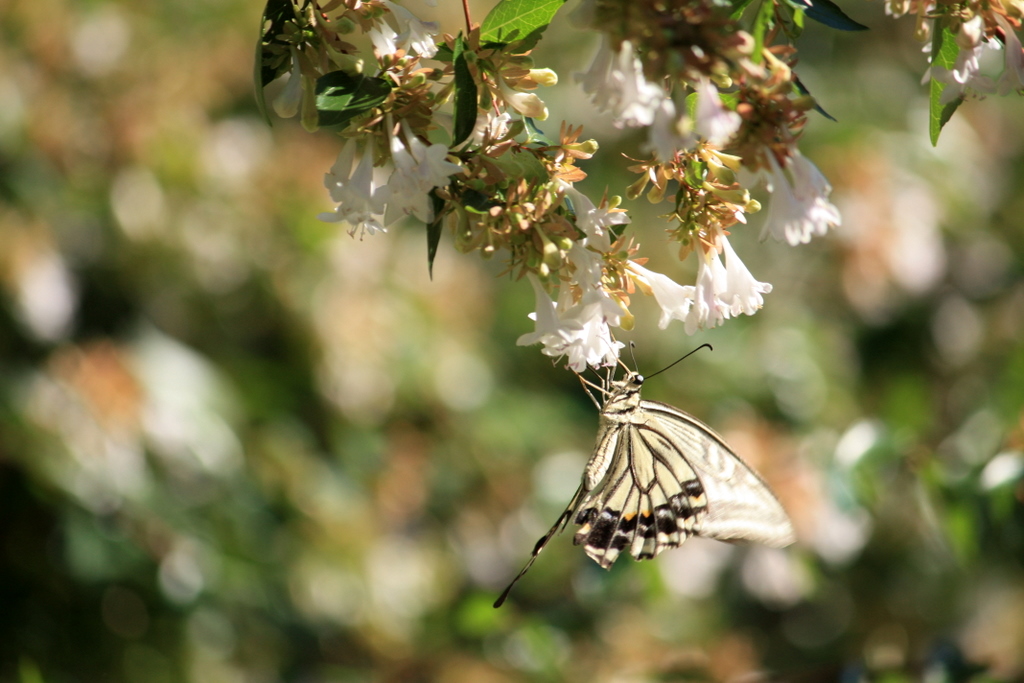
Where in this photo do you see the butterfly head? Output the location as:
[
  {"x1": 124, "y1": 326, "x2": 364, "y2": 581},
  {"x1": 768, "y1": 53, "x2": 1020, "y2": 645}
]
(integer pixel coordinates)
[{"x1": 601, "y1": 371, "x2": 645, "y2": 415}]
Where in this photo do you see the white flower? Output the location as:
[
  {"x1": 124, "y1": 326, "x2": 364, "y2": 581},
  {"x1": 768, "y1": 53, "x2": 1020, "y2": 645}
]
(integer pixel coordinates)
[
  {"x1": 630, "y1": 240, "x2": 770, "y2": 334},
  {"x1": 577, "y1": 38, "x2": 664, "y2": 128},
  {"x1": 465, "y1": 110, "x2": 511, "y2": 147},
  {"x1": 517, "y1": 274, "x2": 581, "y2": 351},
  {"x1": 629, "y1": 261, "x2": 697, "y2": 330},
  {"x1": 367, "y1": 19, "x2": 398, "y2": 56},
  {"x1": 688, "y1": 252, "x2": 729, "y2": 333},
  {"x1": 497, "y1": 78, "x2": 549, "y2": 120},
  {"x1": 927, "y1": 16, "x2": 997, "y2": 102},
  {"x1": 558, "y1": 287, "x2": 624, "y2": 370},
  {"x1": 720, "y1": 237, "x2": 772, "y2": 316},
  {"x1": 517, "y1": 260, "x2": 625, "y2": 372},
  {"x1": 996, "y1": 15, "x2": 1024, "y2": 95},
  {"x1": 319, "y1": 139, "x2": 388, "y2": 238},
  {"x1": 272, "y1": 48, "x2": 303, "y2": 119},
  {"x1": 560, "y1": 182, "x2": 629, "y2": 252},
  {"x1": 385, "y1": 130, "x2": 462, "y2": 224},
  {"x1": 383, "y1": 1, "x2": 439, "y2": 58},
  {"x1": 647, "y1": 97, "x2": 695, "y2": 161},
  {"x1": 761, "y1": 152, "x2": 841, "y2": 246},
  {"x1": 694, "y1": 77, "x2": 741, "y2": 146}
]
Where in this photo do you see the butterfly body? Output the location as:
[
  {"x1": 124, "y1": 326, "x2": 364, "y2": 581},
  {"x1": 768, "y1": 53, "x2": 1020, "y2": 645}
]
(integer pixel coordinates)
[{"x1": 494, "y1": 369, "x2": 794, "y2": 608}]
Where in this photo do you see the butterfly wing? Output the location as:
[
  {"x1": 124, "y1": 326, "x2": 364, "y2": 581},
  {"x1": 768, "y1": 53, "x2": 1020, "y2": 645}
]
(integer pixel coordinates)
[
  {"x1": 572, "y1": 399, "x2": 794, "y2": 568},
  {"x1": 641, "y1": 400, "x2": 795, "y2": 548}
]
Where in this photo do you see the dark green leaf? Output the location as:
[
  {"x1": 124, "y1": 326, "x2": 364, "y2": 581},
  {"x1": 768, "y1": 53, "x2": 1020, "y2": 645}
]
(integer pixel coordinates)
[
  {"x1": 929, "y1": 23, "x2": 963, "y2": 146},
  {"x1": 480, "y1": 0, "x2": 566, "y2": 51},
  {"x1": 461, "y1": 188, "x2": 500, "y2": 214},
  {"x1": 789, "y1": 0, "x2": 868, "y2": 31},
  {"x1": 315, "y1": 71, "x2": 392, "y2": 128},
  {"x1": 793, "y1": 74, "x2": 837, "y2": 121},
  {"x1": 452, "y1": 35, "x2": 479, "y2": 147},
  {"x1": 427, "y1": 191, "x2": 446, "y2": 278},
  {"x1": 253, "y1": 0, "x2": 297, "y2": 125}
]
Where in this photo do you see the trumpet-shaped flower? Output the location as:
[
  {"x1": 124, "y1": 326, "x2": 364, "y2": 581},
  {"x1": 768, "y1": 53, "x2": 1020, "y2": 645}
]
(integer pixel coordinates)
[
  {"x1": 560, "y1": 182, "x2": 629, "y2": 252},
  {"x1": 385, "y1": 130, "x2": 462, "y2": 224},
  {"x1": 927, "y1": 16, "x2": 997, "y2": 102},
  {"x1": 694, "y1": 77, "x2": 741, "y2": 146},
  {"x1": 367, "y1": 19, "x2": 398, "y2": 57},
  {"x1": 383, "y1": 1, "x2": 439, "y2": 58},
  {"x1": 577, "y1": 37, "x2": 663, "y2": 128},
  {"x1": 996, "y1": 15, "x2": 1024, "y2": 95},
  {"x1": 647, "y1": 97, "x2": 695, "y2": 161},
  {"x1": 497, "y1": 78, "x2": 549, "y2": 120},
  {"x1": 761, "y1": 152, "x2": 841, "y2": 246},
  {"x1": 319, "y1": 139, "x2": 388, "y2": 238},
  {"x1": 720, "y1": 237, "x2": 772, "y2": 316},
  {"x1": 630, "y1": 238, "x2": 771, "y2": 334},
  {"x1": 517, "y1": 251, "x2": 625, "y2": 372}
]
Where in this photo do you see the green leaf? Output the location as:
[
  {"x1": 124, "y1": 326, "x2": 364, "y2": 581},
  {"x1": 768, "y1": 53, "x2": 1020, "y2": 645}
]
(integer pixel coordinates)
[
  {"x1": 490, "y1": 150, "x2": 548, "y2": 183},
  {"x1": 730, "y1": 0, "x2": 759, "y2": 20},
  {"x1": 452, "y1": 35, "x2": 479, "y2": 147},
  {"x1": 789, "y1": 0, "x2": 868, "y2": 31},
  {"x1": 751, "y1": 0, "x2": 776, "y2": 63},
  {"x1": 480, "y1": 0, "x2": 566, "y2": 51},
  {"x1": 315, "y1": 71, "x2": 392, "y2": 128},
  {"x1": 929, "y1": 23, "x2": 963, "y2": 146},
  {"x1": 253, "y1": 0, "x2": 297, "y2": 125},
  {"x1": 427, "y1": 192, "x2": 446, "y2": 279}
]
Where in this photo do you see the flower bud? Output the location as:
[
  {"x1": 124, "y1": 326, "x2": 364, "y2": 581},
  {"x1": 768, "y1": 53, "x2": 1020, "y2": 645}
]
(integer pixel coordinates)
[
  {"x1": 566, "y1": 139, "x2": 599, "y2": 156},
  {"x1": 528, "y1": 68, "x2": 558, "y2": 87},
  {"x1": 627, "y1": 175, "x2": 650, "y2": 200},
  {"x1": 334, "y1": 17, "x2": 357, "y2": 34}
]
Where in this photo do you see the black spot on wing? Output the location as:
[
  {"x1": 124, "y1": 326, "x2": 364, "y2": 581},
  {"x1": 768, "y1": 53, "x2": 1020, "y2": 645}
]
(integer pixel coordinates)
[
  {"x1": 582, "y1": 508, "x2": 618, "y2": 550},
  {"x1": 682, "y1": 479, "x2": 703, "y2": 500}
]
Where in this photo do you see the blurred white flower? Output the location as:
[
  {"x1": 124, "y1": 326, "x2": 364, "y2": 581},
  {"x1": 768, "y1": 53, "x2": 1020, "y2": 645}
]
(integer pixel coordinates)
[
  {"x1": 560, "y1": 182, "x2": 629, "y2": 252},
  {"x1": 272, "y1": 48, "x2": 303, "y2": 119},
  {"x1": 577, "y1": 37, "x2": 663, "y2": 127},
  {"x1": 928, "y1": 16, "x2": 997, "y2": 102},
  {"x1": 385, "y1": 129, "x2": 462, "y2": 224},
  {"x1": 367, "y1": 19, "x2": 398, "y2": 56},
  {"x1": 762, "y1": 152, "x2": 841, "y2": 246},
  {"x1": 647, "y1": 96, "x2": 695, "y2": 161},
  {"x1": 694, "y1": 77, "x2": 740, "y2": 146},
  {"x1": 383, "y1": 0, "x2": 439, "y2": 58},
  {"x1": 465, "y1": 110, "x2": 511, "y2": 147},
  {"x1": 996, "y1": 15, "x2": 1024, "y2": 94},
  {"x1": 319, "y1": 138, "x2": 388, "y2": 238}
]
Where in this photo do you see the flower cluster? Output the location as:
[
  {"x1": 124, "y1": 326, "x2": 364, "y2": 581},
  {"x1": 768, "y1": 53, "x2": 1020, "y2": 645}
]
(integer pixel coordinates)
[
  {"x1": 885, "y1": 0, "x2": 1024, "y2": 101},
  {"x1": 254, "y1": 0, "x2": 1020, "y2": 373}
]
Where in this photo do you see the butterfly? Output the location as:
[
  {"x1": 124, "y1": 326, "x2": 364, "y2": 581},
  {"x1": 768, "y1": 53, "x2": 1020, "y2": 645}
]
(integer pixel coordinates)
[{"x1": 494, "y1": 350, "x2": 795, "y2": 607}]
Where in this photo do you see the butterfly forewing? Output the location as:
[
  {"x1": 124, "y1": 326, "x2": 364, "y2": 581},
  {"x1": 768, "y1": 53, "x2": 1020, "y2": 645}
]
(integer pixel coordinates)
[{"x1": 494, "y1": 370, "x2": 794, "y2": 608}]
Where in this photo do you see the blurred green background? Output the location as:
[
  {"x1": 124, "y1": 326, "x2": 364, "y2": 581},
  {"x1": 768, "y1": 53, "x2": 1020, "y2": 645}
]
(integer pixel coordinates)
[{"x1": 2, "y1": 1, "x2": 1023, "y2": 681}]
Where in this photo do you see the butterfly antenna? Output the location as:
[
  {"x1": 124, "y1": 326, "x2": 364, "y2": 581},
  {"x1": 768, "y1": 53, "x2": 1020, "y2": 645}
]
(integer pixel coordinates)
[
  {"x1": 644, "y1": 343, "x2": 713, "y2": 380},
  {"x1": 493, "y1": 486, "x2": 583, "y2": 608},
  {"x1": 628, "y1": 341, "x2": 639, "y2": 371}
]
